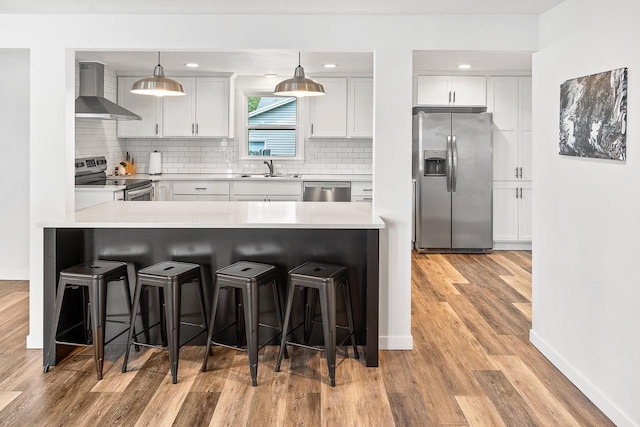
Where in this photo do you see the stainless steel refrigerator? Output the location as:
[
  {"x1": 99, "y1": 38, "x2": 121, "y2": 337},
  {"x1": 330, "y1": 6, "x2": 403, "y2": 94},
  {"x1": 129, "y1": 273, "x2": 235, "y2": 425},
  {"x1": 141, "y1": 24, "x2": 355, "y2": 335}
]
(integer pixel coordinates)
[{"x1": 412, "y1": 107, "x2": 493, "y2": 252}]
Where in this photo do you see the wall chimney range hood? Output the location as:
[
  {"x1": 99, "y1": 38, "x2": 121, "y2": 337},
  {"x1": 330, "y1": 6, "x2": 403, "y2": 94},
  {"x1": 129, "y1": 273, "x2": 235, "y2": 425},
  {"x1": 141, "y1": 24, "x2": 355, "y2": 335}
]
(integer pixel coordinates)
[{"x1": 75, "y1": 62, "x2": 141, "y2": 121}]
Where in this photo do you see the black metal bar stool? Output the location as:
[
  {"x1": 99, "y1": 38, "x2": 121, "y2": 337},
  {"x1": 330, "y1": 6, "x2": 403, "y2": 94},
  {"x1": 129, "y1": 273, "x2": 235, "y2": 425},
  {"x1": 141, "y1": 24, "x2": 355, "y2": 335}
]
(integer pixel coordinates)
[
  {"x1": 44, "y1": 260, "x2": 135, "y2": 380},
  {"x1": 201, "y1": 261, "x2": 286, "y2": 387},
  {"x1": 122, "y1": 261, "x2": 208, "y2": 384},
  {"x1": 275, "y1": 261, "x2": 359, "y2": 387}
]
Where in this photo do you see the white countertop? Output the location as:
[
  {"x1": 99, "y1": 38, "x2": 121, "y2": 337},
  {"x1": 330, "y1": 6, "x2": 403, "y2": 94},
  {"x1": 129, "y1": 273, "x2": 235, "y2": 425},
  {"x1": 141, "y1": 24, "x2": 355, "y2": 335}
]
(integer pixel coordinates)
[
  {"x1": 42, "y1": 201, "x2": 385, "y2": 229},
  {"x1": 111, "y1": 173, "x2": 373, "y2": 182}
]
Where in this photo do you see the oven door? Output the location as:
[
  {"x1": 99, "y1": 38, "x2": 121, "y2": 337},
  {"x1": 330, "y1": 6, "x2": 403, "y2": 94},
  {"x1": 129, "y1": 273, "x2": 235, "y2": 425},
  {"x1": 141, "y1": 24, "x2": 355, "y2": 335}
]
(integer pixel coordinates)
[{"x1": 124, "y1": 184, "x2": 153, "y2": 201}]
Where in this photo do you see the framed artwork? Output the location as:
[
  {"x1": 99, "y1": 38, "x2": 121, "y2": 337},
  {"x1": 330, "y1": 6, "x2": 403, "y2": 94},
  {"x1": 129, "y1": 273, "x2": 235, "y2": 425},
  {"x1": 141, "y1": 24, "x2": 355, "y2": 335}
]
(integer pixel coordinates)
[{"x1": 559, "y1": 67, "x2": 627, "y2": 161}]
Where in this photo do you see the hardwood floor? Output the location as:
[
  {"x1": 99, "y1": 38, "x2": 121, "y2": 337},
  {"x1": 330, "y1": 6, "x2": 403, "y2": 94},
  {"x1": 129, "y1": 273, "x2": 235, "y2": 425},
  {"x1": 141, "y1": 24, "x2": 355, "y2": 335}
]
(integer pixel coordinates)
[{"x1": 0, "y1": 252, "x2": 614, "y2": 426}]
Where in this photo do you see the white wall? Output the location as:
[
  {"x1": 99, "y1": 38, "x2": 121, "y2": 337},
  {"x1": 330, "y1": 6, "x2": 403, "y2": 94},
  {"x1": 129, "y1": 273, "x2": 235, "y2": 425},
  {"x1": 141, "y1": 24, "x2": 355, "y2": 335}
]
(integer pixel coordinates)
[
  {"x1": 0, "y1": 49, "x2": 30, "y2": 279},
  {"x1": 532, "y1": 1, "x2": 640, "y2": 425},
  {"x1": 0, "y1": 13, "x2": 538, "y2": 352}
]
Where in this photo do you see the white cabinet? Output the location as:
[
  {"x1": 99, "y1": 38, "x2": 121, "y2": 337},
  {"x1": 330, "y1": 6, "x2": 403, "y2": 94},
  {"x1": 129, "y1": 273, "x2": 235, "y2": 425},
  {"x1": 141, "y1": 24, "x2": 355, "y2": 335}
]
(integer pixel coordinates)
[
  {"x1": 493, "y1": 182, "x2": 532, "y2": 243},
  {"x1": 351, "y1": 180, "x2": 372, "y2": 203},
  {"x1": 171, "y1": 180, "x2": 230, "y2": 201},
  {"x1": 348, "y1": 78, "x2": 373, "y2": 138},
  {"x1": 488, "y1": 76, "x2": 532, "y2": 181},
  {"x1": 309, "y1": 78, "x2": 348, "y2": 137},
  {"x1": 415, "y1": 75, "x2": 486, "y2": 106},
  {"x1": 154, "y1": 181, "x2": 172, "y2": 201},
  {"x1": 117, "y1": 76, "x2": 161, "y2": 138},
  {"x1": 163, "y1": 77, "x2": 230, "y2": 137},
  {"x1": 310, "y1": 77, "x2": 373, "y2": 138},
  {"x1": 75, "y1": 189, "x2": 124, "y2": 210},
  {"x1": 230, "y1": 181, "x2": 302, "y2": 201}
]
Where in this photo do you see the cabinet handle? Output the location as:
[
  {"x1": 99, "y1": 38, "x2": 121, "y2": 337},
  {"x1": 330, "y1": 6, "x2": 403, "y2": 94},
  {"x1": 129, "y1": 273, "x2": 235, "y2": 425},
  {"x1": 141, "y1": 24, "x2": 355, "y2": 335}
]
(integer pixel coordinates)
[
  {"x1": 453, "y1": 91, "x2": 456, "y2": 104},
  {"x1": 519, "y1": 167, "x2": 523, "y2": 178},
  {"x1": 311, "y1": 123, "x2": 314, "y2": 134},
  {"x1": 515, "y1": 188, "x2": 519, "y2": 199},
  {"x1": 196, "y1": 123, "x2": 199, "y2": 135},
  {"x1": 194, "y1": 187, "x2": 207, "y2": 190},
  {"x1": 362, "y1": 197, "x2": 373, "y2": 201},
  {"x1": 155, "y1": 123, "x2": 158, "y2": 135},
  {"x1": 519, "y1": 187, "x2": 523, "y2": 199},
  {"x1": 363, "y1": 188, "x2": 373, "y2": 192},
  {"x1": 515, "y1": 167, "x2": 519, "y2": 178},
  {"x1": 192, "y1": 123, "x2": 195, "y2": 135},
  {"x1": 448, "y1": 91, "x2": 452, "y2": 104}
]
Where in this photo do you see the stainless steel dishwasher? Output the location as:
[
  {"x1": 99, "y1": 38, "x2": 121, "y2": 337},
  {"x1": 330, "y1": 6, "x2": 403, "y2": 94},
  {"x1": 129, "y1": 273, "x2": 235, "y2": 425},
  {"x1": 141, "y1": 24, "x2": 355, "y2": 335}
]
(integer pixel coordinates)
[{"x1": 303, "y1": 181, "x2": 351, "y2": 202}]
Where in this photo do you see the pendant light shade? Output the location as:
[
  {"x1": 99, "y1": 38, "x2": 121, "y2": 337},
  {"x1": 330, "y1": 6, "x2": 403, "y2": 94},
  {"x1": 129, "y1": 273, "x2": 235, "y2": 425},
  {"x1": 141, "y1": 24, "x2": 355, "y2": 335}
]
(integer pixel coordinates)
[
  {"x1": 131, "y1": 52, "x2": 185, "y2": 97},
  {"x1": 274, "y1": 53, "x2": 325, "y2": 97}
]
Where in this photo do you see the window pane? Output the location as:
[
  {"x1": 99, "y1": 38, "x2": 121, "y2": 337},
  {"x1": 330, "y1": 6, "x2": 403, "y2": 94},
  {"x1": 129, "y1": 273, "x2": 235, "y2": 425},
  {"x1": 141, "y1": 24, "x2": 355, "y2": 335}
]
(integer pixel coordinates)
[
  {"x1": 248, "y1": 129, "x2": 296, "y2": 157},
  {"x1": 247, "y1": 96, "x2": 297, "y2": 157}
]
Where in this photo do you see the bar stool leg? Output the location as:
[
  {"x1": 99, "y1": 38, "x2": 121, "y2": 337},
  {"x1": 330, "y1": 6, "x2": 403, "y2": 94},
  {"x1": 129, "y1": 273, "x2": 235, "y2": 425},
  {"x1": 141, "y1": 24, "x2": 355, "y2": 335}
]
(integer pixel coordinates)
[
  {"x1": 201, "y1": 278, "x2": 221, "y2": 372},
  {"x1": 275, "y1": 281, "x2": 297, "y2": 372},
  {"x1": 163, "y1": 282, "x2": 181, "y2": 384},
  {"x1": 88, "y1": 278, "x2": 108, "y2": 380},
  {"x1": 305, "y1": 290, "x2": 318, "y2": 344},
  {"x1": 44, "y1": 278, "x2": 68, "y2": 373},
  {"x1": 196, "y1": 278, "x2": 208, "y2": 345},
  {"x1": 242, "y1": 283, "x2": 260, "y2": 387},
  {"x1": 122, "y1": 279, "x2": 144, "y2": 373},
  {"x1": 270, "y1": 280, "x2": 288, "y2": 359},
  {"x1": 341, "y1": 280, "x2": 360, "y2": 360},
  {"x1": 318, "y1": 284, "x2": 337, "y2": 387},
  {"x1": 158, "y1": 290, "x2": 168, "y2": 348},
  {"x1": 234, "y1": 288, "x2": 244, "y2": 345},
  {"x1": 121, "y1": 274, "x2": 140, "y2": 352}
]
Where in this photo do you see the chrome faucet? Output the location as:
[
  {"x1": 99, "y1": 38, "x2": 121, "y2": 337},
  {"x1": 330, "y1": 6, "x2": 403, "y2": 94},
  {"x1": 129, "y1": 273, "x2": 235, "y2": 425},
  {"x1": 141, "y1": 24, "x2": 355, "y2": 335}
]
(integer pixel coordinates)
[{"x1": 264, "y1": 160, "x2": 274, "y2": 176}]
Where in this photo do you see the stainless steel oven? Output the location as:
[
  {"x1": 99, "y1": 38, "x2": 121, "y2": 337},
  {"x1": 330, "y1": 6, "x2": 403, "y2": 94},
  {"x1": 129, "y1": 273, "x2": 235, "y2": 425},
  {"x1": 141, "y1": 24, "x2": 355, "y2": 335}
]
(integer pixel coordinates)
[
  {"x1": 123, "y1": 182, "x2": 153, "y2": 201},
  {"x1": 75, "y1": 156, "x2": 153, "y2": 203}
]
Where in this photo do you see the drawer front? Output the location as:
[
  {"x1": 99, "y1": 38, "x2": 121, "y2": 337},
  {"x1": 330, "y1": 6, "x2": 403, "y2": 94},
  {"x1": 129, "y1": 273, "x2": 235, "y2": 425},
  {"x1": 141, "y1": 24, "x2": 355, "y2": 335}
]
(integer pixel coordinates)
[
  {"x1": 232, "y1": 181, "x2": 302, "y2": 196},
  {"x1": 351, "y1": 181, "x2": 373, "y2": 196},
  {"x1": 172, "y1": 181, "x2": 230, "y2": 195},
  {"x1": 173, "y1": 194, "x2": 229, "y2": 201}
]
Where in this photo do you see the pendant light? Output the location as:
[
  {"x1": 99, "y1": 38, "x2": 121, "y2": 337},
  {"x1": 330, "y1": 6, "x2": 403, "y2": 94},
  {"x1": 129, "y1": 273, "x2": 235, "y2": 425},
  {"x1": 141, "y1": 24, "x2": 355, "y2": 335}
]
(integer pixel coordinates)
[
  {"x1": 130, "y1": 52, "x2": 185, "y2": 97},
  {"x1": 274, "y1": 52, "x2": 325, "y2": 97}
]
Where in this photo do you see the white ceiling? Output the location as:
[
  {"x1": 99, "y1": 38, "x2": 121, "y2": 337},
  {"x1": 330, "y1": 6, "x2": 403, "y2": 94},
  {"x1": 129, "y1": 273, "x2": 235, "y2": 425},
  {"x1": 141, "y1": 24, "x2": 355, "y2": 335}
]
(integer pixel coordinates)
[
  {"x1": 2, "y1": 0, "x2": 565, "y2": 15},
  {"x1": 77, "y1": 49, "x2": 532, "y2": 76}
]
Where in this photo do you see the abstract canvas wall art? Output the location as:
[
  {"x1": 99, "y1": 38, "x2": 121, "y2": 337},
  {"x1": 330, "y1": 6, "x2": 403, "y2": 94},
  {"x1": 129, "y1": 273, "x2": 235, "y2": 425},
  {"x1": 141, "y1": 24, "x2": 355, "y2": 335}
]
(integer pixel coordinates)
[{"x1": 559, "y1": 67, "x2": 627, "y2": 161}]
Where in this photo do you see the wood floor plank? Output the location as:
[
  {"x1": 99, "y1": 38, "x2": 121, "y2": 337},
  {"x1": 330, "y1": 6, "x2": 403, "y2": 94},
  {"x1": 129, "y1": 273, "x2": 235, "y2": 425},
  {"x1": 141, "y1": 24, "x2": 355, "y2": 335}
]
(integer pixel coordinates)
[
  {"x1": 0, "y1": 252, "x2": 615, "y2": 426},
  {"x1": 455, "y1": 395, "x2": 507, "y2": 427}
]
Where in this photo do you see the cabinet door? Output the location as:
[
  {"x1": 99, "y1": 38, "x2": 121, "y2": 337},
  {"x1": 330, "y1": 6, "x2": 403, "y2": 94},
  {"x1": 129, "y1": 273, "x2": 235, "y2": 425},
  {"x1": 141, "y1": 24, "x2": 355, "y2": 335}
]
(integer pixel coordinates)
[
  {"x1": 488, "y1": 77, "x2": 518, "y2": 130},
  {"x1": 310, "y1": 78, "x2": 348, "y2": 137},
  {"x1": 117, "y1": 76, "x2": 161, "y2": 137},
  {"x1": 519, "y1": 77, "x2": 533, "y2": 180},
  {"x1": 162, "y1": 77, "x2": 196, "y2": 137},
  {"x1": 493, "y1": 184, "x2": 520, "y2": 241},
  {"x1": 154, "y1": 182, "x2": 172, "y2": 201},
  {"x1": 416, "y1": 75, "x2": 451, "y2": 105},
  {"x1": 348, "y1": 78, "x2": 373, "y2": 138},
  {"x1": 452, "y1": 76, "x2": 486, "y2": 106},
  {"x1": 493, "y1": 130, "x2": 520, "y2": 181},
  {"x1": 518, "y1": 185, "x2": 532, "y2": 241},
  {"x1": 195, "y1": 77, "x2": 229, "y2": 137}
]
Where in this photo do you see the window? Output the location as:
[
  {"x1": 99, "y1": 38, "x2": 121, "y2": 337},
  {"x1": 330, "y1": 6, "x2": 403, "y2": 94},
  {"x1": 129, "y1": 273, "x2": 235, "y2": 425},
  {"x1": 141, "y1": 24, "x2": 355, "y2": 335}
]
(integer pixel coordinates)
[{"x1": 244, "y1": 95, "x2": 300, "y2": 158}]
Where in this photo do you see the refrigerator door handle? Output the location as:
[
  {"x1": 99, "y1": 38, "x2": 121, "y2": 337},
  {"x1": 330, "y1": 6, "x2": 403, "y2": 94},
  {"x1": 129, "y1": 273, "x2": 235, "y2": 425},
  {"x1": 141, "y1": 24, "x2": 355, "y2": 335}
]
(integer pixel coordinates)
[
  {"x1": 451, "y1": 135, "x2": 458, "y2": 192},
  {"x1": 446, "y1": 136, "x2": 452, "y2": 192}
]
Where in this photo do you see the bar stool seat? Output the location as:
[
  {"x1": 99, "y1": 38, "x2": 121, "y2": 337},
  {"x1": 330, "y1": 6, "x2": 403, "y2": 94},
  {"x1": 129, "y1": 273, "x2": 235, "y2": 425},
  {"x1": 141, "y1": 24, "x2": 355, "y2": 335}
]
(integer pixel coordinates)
[
  {"x1": 275, "y1": 261, "x2": 359, "y2": 387},
  {"x1": 201, "y1": 261, "x2": 286, "y2": 387},
  {"x1": 122, "y1": 261, "x2": 208, "y2": 384},
  {"x1": 44, "y1": 260, "x2": 135, "y2": 380}
]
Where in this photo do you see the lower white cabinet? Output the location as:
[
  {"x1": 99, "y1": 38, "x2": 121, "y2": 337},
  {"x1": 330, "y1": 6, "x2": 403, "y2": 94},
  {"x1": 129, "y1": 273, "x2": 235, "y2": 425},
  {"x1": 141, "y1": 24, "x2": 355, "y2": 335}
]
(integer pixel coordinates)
[
  {"x1": 493, "y1": 182, "x2": 532, "y2": 244},
  {"x1": 230, "y1": 181, "x2": 302, "y2": 201},
  {"x1": 170, "y1": 180, "x2": 230, "y2": 201},
  {"x1": 351, "y1": 181, "x2": 372, "y2": 203},
  {"x1": 75, "y1": 189, "x2": 124, "y2": 210},
  {"x1": 154, "y1": 182, "x2": 171, "y2": 201}
]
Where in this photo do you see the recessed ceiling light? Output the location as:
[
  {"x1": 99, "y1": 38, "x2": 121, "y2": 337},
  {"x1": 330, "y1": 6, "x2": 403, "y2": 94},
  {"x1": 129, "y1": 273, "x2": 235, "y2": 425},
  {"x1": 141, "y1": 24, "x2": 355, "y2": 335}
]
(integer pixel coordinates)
[
  {"x1": 323, "y1": 63, "x2": 338, "y2": 68},
  {"x1": 185, "y1": 63, "x2": 199, "y2": 68},
  {"x1": 458, "y1": 64, "x2": 472, "y2": 69},
  {"x1": 264, "y1": 74, "x2": 278, "y2": 78}
]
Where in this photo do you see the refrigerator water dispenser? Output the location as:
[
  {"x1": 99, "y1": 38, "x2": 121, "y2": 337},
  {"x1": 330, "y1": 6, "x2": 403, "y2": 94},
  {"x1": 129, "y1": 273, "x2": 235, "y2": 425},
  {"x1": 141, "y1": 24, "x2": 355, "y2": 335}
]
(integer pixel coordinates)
[{"x1": 424, "y1": 150, "x2": 447, "y2": 176}]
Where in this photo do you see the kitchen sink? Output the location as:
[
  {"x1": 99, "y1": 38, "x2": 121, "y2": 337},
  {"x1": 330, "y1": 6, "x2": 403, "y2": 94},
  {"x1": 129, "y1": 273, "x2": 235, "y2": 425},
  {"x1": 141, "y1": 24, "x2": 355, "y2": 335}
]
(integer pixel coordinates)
[{"x1": 236, "y1": 173, "x2": 300, "y2": 179}]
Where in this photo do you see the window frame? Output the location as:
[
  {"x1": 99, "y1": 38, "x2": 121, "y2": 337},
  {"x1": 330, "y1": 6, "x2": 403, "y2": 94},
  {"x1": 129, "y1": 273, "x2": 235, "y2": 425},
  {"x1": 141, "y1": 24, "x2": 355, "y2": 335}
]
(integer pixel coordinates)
[{"x1": 239, "y1": 91, "x2": 305, "y2": 161}]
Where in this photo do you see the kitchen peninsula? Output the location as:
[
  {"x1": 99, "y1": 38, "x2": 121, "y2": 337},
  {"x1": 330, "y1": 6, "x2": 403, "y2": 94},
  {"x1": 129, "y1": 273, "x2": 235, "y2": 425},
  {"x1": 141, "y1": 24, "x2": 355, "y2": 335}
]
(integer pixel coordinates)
[{"x1": 42, "y1": 201, "x2": 384, "y2": 367}]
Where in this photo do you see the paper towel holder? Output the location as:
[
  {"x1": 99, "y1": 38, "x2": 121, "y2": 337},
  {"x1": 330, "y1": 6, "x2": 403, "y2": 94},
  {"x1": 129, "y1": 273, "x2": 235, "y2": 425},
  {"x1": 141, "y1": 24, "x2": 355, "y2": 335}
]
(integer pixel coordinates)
[{"x1": 149, "y1": 150, "x2": 162, "y2": 175}]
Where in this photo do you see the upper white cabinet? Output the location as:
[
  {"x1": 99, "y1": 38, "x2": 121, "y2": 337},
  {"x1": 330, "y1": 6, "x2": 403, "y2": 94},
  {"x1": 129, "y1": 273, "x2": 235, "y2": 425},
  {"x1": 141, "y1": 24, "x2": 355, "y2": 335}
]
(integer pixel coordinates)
[
  {"x1": 118, "y1": 75, "x2": 232, "y2": 138},
  {"x1": 163, "y1": 77, "x2": 230, "y2": 138},
  {"x1": 117, "y1": 76, "x2": 162, "y2": 138},
  {"x1": 488, "y1": 76, "x2": 532, "y2": 181},
  {"x1": 415, "y1": 75, "x2": 486, "y2": 106},
  {"x1": 310, "y1": 77, "x2": 373, "y2": 138}
]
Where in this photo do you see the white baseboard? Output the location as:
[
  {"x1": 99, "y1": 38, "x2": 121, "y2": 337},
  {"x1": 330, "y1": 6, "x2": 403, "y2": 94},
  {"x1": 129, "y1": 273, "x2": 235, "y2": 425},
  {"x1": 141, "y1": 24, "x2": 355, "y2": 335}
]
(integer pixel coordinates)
[
  {"x1": 530, "y1": 330, "x2": 636, "y2": 427},
  {"x1": 493, "y1": 241, "x2": 532, "y2": 251},
  {"x1": 379, "y1": 335, "x2": 413, "y2": 350},
  {"x1": 26, "y1": 334, "x2": 43, "y2": 349},
  {"x1": 0, "y1": 270, "x2": 29, "y2": 280}
]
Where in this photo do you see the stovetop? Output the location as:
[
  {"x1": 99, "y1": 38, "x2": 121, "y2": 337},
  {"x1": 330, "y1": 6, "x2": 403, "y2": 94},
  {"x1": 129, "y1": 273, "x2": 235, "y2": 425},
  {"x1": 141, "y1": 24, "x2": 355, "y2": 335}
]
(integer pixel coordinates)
[
  {"x1": 75, "y1": 156, "x2": 151, "y2": 190},
  {"x1": 77, "y1": 177, "x2": 152, "y2": 190}
]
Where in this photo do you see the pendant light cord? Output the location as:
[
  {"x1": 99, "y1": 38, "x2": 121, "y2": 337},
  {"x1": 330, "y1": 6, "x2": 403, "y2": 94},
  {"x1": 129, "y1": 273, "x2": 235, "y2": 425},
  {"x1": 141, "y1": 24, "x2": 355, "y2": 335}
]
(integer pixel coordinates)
[{"x1": 157, "y1": 51, "x2": 161, "y2": 66}]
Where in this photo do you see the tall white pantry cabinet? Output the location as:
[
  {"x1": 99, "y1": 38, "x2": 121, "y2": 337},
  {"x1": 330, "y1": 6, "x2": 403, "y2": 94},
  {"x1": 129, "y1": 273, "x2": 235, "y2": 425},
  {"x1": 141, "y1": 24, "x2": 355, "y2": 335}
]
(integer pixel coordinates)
[{"x1": 488, "y1": 76, "x2": 532, "y2": 249}]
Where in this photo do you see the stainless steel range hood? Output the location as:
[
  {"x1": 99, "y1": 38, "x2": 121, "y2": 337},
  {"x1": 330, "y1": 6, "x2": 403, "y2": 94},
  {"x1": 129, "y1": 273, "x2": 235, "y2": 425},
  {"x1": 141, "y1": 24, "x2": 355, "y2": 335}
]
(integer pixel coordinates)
[{"x1": 75, "y1": 62, "x2": 141, "y2": 121}]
